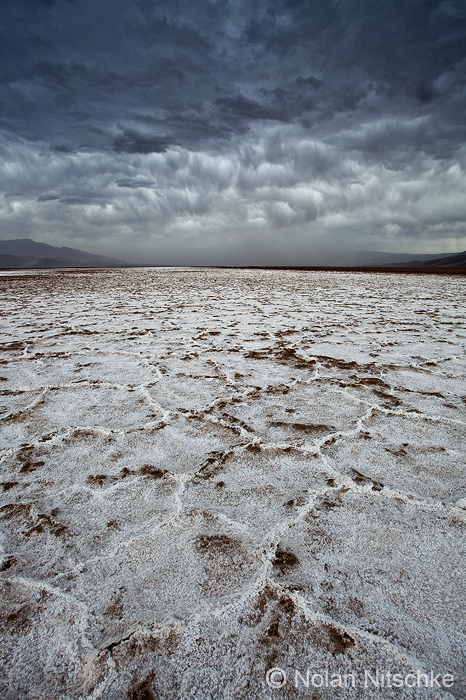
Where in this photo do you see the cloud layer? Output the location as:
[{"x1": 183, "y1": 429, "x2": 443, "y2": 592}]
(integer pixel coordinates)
[{"x1": 0, "y1": 0, "x2": 465, "y2": 262}]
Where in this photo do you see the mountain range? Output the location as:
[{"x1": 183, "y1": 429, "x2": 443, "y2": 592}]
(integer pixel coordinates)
[
  {"x1": 0, "y1": 239, "x2": 126, "y2": 268},
  {"x1": 344, "y1": 250, "x2": 465, "y2": 266},
  {"x1": 0, "y1": 238, "x2": 465, "y2": 269},
  {"x1": 388, "y1": 251, "x2": 466, "y2": 269}
]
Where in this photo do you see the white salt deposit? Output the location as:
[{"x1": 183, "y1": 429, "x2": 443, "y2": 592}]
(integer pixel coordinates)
[{"x1": 0, "y1": 268, "x2": 465, "y2": 699}]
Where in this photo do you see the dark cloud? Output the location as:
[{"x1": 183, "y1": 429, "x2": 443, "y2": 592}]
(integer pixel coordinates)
[
  {"x1": 112, "y1": 129, "x2": 172, "y2": 154},
  {"x1": 58, "y1": 196, "x2": 100, "y2": 205},
  {"x1": 0, "y1": 0, "x2": 465, "y2": 260},
  {"x1": 116, "y1": 177, "x2": 155, "y2": 188},
  {"x1": 1, "y1": 0, "x2": 464, "y2": 149},
  {"x1": 37, "y1": 192, "x2": 61, "y2": 200},
  {"x1": 52, "y1": 144, "x2": 74, "y2": 152},
  {"x1": 215, "y1": 94, "x2": 288, "y2": 124},
  {"x1": 295, "y1": 76, "x2": 323, "y2": 89}
]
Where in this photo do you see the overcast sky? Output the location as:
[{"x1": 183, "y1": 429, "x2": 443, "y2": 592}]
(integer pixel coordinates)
[{"x1": 0, "y1": 0, "x2": 465, "y2": 263}]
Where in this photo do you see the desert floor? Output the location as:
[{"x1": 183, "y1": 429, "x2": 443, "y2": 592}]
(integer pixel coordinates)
[{"x1": 1, "y1": 268, "x2": 465, "y2": 699}]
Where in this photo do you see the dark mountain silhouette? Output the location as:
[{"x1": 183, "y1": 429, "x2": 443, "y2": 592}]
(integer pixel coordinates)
[
  {"x1": 350, "y1": 250, "x2": 460, "y2": 265},
  {"x1": 0, "y1": 239, "x2": 126, "y2": 268},
  {"x1": 389, "y1": 251, "x2": 466, "y2": 269}
]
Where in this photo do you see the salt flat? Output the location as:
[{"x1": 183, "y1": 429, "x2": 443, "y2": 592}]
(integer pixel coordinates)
[{"x1": 0, "y1": 268, "x2": 465, "y2": 699}]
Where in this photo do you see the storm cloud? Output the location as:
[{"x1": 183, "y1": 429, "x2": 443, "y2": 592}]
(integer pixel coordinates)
[{"x1": 0, "y1": 0, "x2": 465, "y2": 262}]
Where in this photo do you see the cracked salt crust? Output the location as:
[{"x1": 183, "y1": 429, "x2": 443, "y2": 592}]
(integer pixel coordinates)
[{"x1": 0, "y1": 268, "x2": 465, "y2": 699}]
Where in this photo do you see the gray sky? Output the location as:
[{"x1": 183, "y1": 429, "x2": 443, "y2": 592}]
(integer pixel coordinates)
[{"x1": 1, "y1": 0, "x2": 465, "y2": 264}]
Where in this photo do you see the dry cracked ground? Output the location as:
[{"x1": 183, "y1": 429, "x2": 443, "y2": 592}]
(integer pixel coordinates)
[{"x1": 0, "y1": 268, "x2": 465, "y2": 700}]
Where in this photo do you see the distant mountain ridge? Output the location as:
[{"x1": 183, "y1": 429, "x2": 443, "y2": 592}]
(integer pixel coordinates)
[
  {"x1": 349, "y1": 249, "x2": 463, "y2": 265},
  {"x1": 0, "y1": 238, "x2": 126, "y2": 268},
  {"x1": 0, "y1": 238, "x2": 464, "y2": 269},
  {"x1": 388, "y1": 251, "x2": 466, "y2": 269}
]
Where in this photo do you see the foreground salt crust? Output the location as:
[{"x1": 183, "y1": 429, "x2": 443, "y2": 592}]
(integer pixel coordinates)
[{"x1": 0, "y1": 268, "x2": 465, "y2": 699}]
